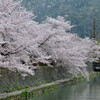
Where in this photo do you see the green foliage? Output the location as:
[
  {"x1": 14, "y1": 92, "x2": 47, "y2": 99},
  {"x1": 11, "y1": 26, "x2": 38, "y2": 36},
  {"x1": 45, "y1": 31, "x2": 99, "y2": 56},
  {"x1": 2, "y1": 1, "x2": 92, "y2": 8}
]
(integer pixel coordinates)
[
  {"x1": 0, "y1": 68, "x2": 8, "y2": 70},
  {"x1": 21, "y1": 89, "x2": 29, "y2": 97},
  {"x1": 21, "y1": 0, "x2": 100, "y2": 38},
  {"x1": 39, "y1": 65, "x2": 48, "y2": 68},
  {"x1": 89, "y1": 72, "x2": 100, "y2": 79},
  {"x1": 96, "y1": 40, "x2": 100, "y2": 45}
]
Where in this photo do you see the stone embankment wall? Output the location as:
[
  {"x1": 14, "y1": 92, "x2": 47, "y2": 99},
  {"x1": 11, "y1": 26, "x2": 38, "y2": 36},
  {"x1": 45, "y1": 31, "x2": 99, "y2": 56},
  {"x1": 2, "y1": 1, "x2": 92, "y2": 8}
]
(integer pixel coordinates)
[
  {"x1": 0, "y1": 63, "x2": 94, "y2": 100},
  {"x1": 0, "y1": 66, "x2": 70, "y2": 93}
]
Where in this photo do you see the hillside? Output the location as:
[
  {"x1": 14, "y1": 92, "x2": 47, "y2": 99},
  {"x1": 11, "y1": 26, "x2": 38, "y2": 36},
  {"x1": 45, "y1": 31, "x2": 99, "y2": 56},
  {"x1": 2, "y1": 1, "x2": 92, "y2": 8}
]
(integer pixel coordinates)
[{"x1": 22, "y1": 0, "x2": 100, "y2": 38}]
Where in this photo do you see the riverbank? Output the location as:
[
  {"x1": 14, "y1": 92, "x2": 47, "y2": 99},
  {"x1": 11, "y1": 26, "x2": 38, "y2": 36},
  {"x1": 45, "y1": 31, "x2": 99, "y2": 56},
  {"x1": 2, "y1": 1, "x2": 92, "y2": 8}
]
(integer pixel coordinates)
[
  {"x1": 31, "y1": 73, "x2": 100, "y2": 100},
  {"x1": 0, "y1": 77, "x2": 82, "y2": 100},
  {"x1": 0, "y1": 72, "x2": 100, "y2": 100}
]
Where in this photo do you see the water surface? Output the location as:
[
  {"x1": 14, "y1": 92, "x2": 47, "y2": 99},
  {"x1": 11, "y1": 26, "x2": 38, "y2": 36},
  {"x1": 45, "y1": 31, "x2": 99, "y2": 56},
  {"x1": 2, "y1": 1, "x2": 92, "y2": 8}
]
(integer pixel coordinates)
[{"x1": 29, "y1": 76, "x2": 100, "y2": 100}]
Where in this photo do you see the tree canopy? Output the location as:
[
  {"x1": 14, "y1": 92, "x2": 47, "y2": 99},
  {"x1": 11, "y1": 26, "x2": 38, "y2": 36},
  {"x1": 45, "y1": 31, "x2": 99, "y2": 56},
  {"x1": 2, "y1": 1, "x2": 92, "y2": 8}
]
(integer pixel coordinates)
[
  {"x1": 22, "y1": 0, "x2": 100, "y2": 38},
  {"x1": 0, "y1": 0, "x2": 100, "y2": 80}
]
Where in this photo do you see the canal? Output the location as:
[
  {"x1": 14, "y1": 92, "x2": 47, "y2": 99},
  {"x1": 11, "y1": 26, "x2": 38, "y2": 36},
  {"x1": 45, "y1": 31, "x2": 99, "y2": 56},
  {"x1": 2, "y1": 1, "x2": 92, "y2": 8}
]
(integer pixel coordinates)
[{"x1": 28, "y1": 75, "x2": 100, "y2": 100}]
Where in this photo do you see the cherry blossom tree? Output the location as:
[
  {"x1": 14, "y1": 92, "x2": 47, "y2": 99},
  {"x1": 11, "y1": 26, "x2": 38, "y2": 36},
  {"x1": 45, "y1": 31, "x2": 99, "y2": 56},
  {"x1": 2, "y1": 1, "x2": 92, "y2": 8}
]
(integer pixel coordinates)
[
  {"x1": 37, "y1": 16, "x2": 100, "y2": 80},
  {"x1": 0, "y1": 0, "x2": 99, "y2": 80},
  {"x1": 0, "y1": 0, "x2": 50, "y2": 75}
]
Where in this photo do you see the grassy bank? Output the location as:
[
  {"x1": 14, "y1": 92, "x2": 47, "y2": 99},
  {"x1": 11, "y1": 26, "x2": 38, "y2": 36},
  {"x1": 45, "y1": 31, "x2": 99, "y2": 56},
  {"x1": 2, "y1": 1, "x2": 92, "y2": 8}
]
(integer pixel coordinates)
[{"x1": 0, "y1": 72, "x2": 100, "y2": 100}]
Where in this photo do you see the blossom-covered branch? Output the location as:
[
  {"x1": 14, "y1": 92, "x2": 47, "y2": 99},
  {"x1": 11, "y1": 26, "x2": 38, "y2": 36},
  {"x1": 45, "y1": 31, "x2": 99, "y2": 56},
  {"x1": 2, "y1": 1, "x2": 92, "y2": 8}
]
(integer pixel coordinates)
[{"x1": 0, "y1": 0, "x2": 99, "y2": 79}]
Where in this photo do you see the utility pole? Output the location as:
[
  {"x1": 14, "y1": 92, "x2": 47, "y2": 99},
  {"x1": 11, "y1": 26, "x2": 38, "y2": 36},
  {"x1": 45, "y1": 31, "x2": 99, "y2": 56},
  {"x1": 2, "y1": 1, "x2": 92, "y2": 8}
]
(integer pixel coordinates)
[
  {"x1": 90, "y1": 18, "x2": 97, "y2": 39},
  {"x1": 92, "y1": 18, "x2": 96, "y2": 38}
]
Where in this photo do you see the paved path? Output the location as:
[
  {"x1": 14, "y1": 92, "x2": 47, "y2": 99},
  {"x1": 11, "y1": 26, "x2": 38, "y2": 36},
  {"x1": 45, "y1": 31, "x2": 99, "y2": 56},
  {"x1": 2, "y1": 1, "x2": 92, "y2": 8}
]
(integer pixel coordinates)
[{"x1": 0, "y1": 78, "x2": 72, "y2": 99}]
